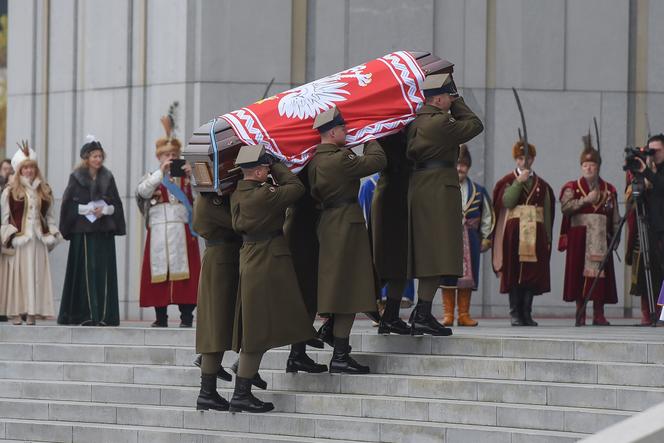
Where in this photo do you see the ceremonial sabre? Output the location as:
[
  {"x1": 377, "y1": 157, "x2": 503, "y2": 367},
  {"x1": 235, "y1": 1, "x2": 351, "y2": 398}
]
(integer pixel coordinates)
[{"x1": 512, "y1": 87, "x2": 529, "y2": 164}]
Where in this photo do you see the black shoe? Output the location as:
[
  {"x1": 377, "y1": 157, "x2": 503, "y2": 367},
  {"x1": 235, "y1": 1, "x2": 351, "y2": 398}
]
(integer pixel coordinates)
[
  {"x1": 286, "y1": 351, "x2": 328, "y2": 373},
  {"x1": 305, "y1": 337, "x2": 325, "y2": 349},
  {"x1": 329, "y1": 337, "x2": 370, "y2": 374},
  {"x1": 196, "y1": 374, "x2": 230, "y2": 411},
  {"x1": 229, "y1": 376, "x2": 274, "y2": 413},
  {"x1": 521, "y1": 292, "x2": 538, "y2": 327},
  {"x1": 230, "y1": 359, "x2": 267, "y2": 390},
  {"x1": 316, "y1": 316, "x2": 334, "y2": 347},
  {"x1": 179, "y1": 321, "x2": 193, "y2": 328},
  {"x1": 80, "y1": 319, "x2": 96, "y2": 326},
  {"x1": 409, "y1": 301, "x2": 453, "y2": 336},
  {"x1": 378, "y1": 298, "x2": 410, "y2": 335},
  {"x1": 509, "y1": 291, "x2": 525, "y2": 326},
  {"x1": 193, "y1": 355, "x2": 233, "y2": 382},
  {"x1": 151, "y1": 320, "x2": 168, "y2": 327},
  {"x1": 0, "y1": 316, "x2": 8, "y2": 322}
]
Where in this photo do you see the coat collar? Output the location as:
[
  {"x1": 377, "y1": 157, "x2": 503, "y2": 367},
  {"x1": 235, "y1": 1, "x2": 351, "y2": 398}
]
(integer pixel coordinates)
[
  {"x1": 316, "y1": 143, "x2": 342, "y2": 154},
  {"x1": 416, "y1": 104, "x2": 446, "y2": 116},
  {"x1": 236, "y1": 179, "x2": 263, "y2": 191}
]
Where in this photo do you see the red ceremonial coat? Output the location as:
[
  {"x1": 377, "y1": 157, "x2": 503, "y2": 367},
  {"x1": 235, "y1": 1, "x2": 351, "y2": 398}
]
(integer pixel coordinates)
[
  {"x1": 492, "y1": 171, "x2": 555, "y2": 295},
  {"x1": 558, "y1": 178, "x2": 618, "y2": 304},
  {"x1": 139, "y1": 178, "x2": 200, "y2": 307}
]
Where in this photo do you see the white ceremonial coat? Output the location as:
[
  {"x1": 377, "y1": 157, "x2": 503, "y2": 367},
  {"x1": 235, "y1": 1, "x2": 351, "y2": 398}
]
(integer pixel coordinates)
[
  {"x1": 137, "y1": 169, "x2": 190, "y2": 282},
  {"x1": 0, "y1": 179, "x2": 61, "y2": 316}
]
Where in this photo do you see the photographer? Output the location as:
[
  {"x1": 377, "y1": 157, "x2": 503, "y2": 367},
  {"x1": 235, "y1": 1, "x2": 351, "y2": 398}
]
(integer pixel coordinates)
[{"x1": 626, "y1": 134, "x2": 664, "y2": 324}]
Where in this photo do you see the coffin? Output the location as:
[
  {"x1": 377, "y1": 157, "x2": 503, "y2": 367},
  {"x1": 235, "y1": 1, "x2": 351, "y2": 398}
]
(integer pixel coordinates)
[{"x1": 184, "y1": 51, "x2": 453, "y2": 195}]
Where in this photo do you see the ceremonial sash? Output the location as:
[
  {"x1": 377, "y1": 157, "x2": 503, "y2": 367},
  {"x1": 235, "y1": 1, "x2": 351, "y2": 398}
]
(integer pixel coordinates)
[
  {"x1": 161, "y1": 175, "x2": 198, "y2": 237},
  {"x1": 507, "y1": 205, "x2": 544, "y2": 263},
  {"x1": 571, "y1": 213, "x2": 607, "y2": 278}
]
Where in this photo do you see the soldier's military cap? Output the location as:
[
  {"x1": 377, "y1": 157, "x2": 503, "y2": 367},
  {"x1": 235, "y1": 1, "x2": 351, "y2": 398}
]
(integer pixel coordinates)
[
  {"x1": 235, "y1": 144, "x2": 272, "y2": 168},
  {"x1": 313, "y1": 106, "x2": 346, "y2": 133},
  {"x1": 422, "y1": 73, "x2": 458, "y2": 98}
]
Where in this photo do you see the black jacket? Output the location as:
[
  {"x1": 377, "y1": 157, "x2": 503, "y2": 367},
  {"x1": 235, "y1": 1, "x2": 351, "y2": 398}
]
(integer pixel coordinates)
[
  {"x1": 59, "y1": 166, "x2": 126, "y2": 240},
  {"x1": 643, "y1": 162, "x2": 664, "y2": 234}
]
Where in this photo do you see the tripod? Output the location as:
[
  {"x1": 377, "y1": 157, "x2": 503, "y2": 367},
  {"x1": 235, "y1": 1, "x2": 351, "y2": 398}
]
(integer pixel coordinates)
[{"x1": 575, "y1": 177, "x2": 658, "y2": 327}]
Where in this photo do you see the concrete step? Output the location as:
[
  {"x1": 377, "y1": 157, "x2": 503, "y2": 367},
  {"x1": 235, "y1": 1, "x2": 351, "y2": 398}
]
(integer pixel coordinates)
[
  {"x1": 3, "y1": 373, "x2": 663, "y2": 413},
  {"x1": 2, "y1": 325, "x2": 663, "y2": 364},
  {"x1": 0, "y1": 392, "x2": 632, "y2": 435},
  {"x1": 0, "y1": 412, "x2": 587, "y2": 443},
  {"x1": 0, "y1": 418, "x2": 355, "y2": 443},
  {"x1": 1, "y1": 350, "x2": 662, "y2": 388}
]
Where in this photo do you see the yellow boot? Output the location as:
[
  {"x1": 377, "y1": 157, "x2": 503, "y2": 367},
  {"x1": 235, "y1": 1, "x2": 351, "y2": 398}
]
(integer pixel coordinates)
[
  {"x1": 457, "y1": 289, "x2": 478, "y2": 326},
  {"x1": 442, "y1": 288, "x2": 455, "y2": 326}
]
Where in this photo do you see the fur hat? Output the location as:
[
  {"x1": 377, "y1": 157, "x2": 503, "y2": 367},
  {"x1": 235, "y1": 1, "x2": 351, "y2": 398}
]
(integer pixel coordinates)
[
  {"x1": 156, "y1": 102, "x2": 182, "y2": 156},
  {"x1": 80, "y1": 134, "x2": 104, "y2": 159},
  {"x1": 579, "y1": 134, "x2": 601, "y2": 165},
  {"x1": 11, "y1": 140, "x2": 38, "y2": 171},
  {"x1": 458, "y1": 144, "x2": 472, "y2": 167},
  {"x1": 512, "y1": 140, "x2": 536, "y2": 159}
]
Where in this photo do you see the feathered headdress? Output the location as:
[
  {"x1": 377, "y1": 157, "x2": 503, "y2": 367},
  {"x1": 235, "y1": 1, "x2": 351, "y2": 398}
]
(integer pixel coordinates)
[
  {"x1": 457, "y1": 144, "x2": 472, "y2": 167},
  {"x1": 11, "y1": 139, "x2": 38, "y2": 171},
  {"x1": 156, "y1": 101, "x2": 182, "y2": 156},
  {"x1": 512, "y1": 140, "x2": 536, "y2": 159},
  {"x1": 80, "y1": 134, "x2": 104, "y2": 159},
  {"x1": 580, "y1": 128, "x2": 601, "y2": 165}
]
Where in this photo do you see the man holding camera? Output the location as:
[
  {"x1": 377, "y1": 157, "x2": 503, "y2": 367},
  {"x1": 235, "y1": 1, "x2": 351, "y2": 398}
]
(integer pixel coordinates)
[
  {"x1": 558, "y1": 136, "x2": 619, "y2": 326},
  {"x1": 137, "y1": 115, "x2": 200, "y2": 328},
  {"x1": 626, "y1": 134, "x2": 664, "y2": 324}
]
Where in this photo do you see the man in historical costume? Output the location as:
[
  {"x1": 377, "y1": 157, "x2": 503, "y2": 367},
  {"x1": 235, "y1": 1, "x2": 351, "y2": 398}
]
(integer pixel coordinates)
[
  {"x1": 308, "y1": 106, "x2": 386, "y2": 374},
  {"x1": 137, "y1": 113, "x2": 200, "y2": 327},
  {"x1": 406, "y1": 73, "x2": 484, "y2": 336},
  {"x1": 558, "y1": 136, "x2": 620, "y2": 326},
  {"x1": 440, "y1": 145, "x2": 494, "y2": 327},
  {"x1": 492, "y1": 141, "x2": 555, "y2": 326},
  {"x1": 192, "y1": 192, "x2": 242, "y2": 411},
  {"x1": 282, "y1": 166, "x2": 328, "y2": 374},
  {"x1": 626, "y1": 134, "x2": 664, "y2": 324},
  {"x1": 1, "y1": 143, "x2": 61, "y2": 325},
  {"x1": 230, "y1": 145, "x2": 314, "y2": 413},
  {"x1": 360, "y1": 131, "x2": 414, "y2": 335}
]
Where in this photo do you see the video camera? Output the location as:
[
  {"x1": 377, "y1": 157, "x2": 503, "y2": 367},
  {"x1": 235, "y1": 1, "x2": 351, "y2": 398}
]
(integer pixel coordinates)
[{"x1": 623, "y1": 146, "x2": 655, "y2": 173}]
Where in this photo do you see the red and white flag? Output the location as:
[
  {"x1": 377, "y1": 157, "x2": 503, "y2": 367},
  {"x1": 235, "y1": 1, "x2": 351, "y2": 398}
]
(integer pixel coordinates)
[{"x1": 221, "y1": 51, "x2": 425, "y2": 170}]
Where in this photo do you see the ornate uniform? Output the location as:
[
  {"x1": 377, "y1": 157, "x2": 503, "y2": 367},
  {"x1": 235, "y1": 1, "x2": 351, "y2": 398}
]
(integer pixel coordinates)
[
  {"x1": 493, "y1": 141, "x2": 555, "y2": 326},
  {"x1": 559, "y1": 178, "x2": 619, "y2": 324}
]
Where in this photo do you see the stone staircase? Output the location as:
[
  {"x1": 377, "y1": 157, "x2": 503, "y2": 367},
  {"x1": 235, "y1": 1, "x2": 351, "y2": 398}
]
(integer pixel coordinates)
[{"x1": 0, "y1": 321, "x2": 663, "y2": 442}]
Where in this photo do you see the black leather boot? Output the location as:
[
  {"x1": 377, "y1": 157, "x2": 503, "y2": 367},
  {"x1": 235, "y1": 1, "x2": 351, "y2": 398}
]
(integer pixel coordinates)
[
  {"x1": 509, "y1": 290, "x2": 525, "y2": 326},
  {"x1": 305, "y1": 337, "x2": 325, "y2": 349},
  {"x1": 329, "y1": 337, "x2": 370, "y2": 374},
  {"x1": 193, "y1": 354, "x2": 232, "y2": 382},
  {"x1": 179, "y1": 304, "x2": 195, "y2": 327},
  {"x1": 316, "y1": 316, "x2": 334, "y2": 347},
  {"x1": 229, "y1": 376, "x2": 274, "y2": 413},
  {"x1": 286, "y1": 342, "x2": 327, "y2": 373},
  {"x1": 409, "y1": 300, "x2": 453, "y2": 336},
  {"x1": 521, "y1": 291, "x2": 538, "y2": 326},
  {"x1": 196, "y1": 374, "x2": 230, "y2": 411},
  {"x1": 378, "y1": 298, "x2": 410, "y2": 335},
  {"x1": 230, "y1": 359, "x2": 267, "y2": 390},
  {"x1": 151, "y1": 306, "x2": 168, "y2": 327}
]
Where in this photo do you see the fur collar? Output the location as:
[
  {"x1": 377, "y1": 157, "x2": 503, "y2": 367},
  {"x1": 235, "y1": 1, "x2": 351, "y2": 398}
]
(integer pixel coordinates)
[{"x1": 72, "y1": 166, "x2": 114, "y2": 199}]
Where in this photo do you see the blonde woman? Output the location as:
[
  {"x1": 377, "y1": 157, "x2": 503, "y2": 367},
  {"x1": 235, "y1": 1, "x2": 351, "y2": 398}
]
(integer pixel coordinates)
[
  {"x1": 58, "y1": 136, "x2": 126, "y2": 326},
  {"x1": 0, "y1": 142, "x2": 61, "y2": 325}
]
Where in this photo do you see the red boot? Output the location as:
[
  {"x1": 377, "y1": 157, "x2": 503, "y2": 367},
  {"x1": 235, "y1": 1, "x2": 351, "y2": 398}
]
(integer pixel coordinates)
[
  {"x1": 592, "y1": 301, "x2": 610, "y2": 326},
  {"x1": 575, "y1": 300, "x2": 586, "y2": 326},
  {"x1": 640, "y1": 296, "x2": 652, "y2": 326}
]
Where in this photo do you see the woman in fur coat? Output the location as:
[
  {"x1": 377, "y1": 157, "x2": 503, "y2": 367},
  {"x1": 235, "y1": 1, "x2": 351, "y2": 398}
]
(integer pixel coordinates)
[
  {"x1": 57, "y1": 136, "x2": 126, "y2": 326},
  {"x1": 0, "y1": 142, "x2": 61, "y2": 325}
]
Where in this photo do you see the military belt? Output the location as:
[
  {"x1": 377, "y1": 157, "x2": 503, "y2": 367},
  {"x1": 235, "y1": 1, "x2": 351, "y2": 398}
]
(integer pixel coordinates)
[
  {"x1": 205, "y1": 236, "x2": 241, "y2": 247},
  {"x1": 413, "y1": 160, "x2": 456, "y2": 171},
  {"x1": 242, "y1": 230, "x2": 283, "y2": 243},
  {"x1": 320, "y1": 197, "x2": 358, "y2": 210}
]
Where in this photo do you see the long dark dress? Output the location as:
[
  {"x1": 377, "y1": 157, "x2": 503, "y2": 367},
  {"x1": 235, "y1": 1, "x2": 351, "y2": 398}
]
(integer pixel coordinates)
[{"x1": 57, "y1": 166, "x2": 126, "y2": 326}]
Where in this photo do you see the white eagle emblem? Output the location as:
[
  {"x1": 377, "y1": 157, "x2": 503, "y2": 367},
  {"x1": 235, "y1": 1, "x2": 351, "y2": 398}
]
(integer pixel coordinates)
[{"x1": 277, "y1": 65, "x2": 373, "y2": 120}]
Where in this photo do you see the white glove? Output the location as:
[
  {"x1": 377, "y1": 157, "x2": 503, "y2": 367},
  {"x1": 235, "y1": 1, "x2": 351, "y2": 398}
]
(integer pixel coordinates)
[
  {"x1": 101, "y1": 205, "x2": 115, "y2": 216},
  {"x1": 78, "y1": 203, "x2": 93, "y2": 215}
]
